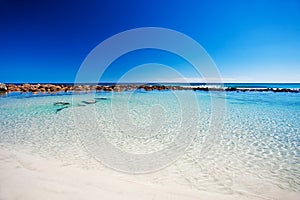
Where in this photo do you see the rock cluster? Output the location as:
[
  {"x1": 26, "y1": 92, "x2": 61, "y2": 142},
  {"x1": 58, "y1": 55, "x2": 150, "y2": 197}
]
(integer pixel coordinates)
[
  {"x1": 6, "y1": 84, "x2": 73, "y2": 94},
  {"x1": 1, "y1": 83, "x2": 299, "y2": 93}
]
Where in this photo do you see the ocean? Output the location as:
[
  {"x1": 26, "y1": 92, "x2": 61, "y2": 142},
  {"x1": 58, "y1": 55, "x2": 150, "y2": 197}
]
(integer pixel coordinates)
[
  {"x1": 5, "y1": 82, "x2": 300, "y2": 89},
  {"x1": 0, "y1": 84, "x2": 299, "y2": 199}
]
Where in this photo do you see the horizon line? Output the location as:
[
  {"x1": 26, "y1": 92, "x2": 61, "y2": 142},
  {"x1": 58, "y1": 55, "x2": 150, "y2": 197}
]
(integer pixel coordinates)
[{"x1": 1, "y1": 82, "x2": 300, "y2": 84}]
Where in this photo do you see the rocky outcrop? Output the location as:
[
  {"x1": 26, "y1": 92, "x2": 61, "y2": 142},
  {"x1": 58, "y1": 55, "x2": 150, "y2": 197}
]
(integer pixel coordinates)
[{"x1": 1, "y1": 83, "x2": 299, "y2": 93}]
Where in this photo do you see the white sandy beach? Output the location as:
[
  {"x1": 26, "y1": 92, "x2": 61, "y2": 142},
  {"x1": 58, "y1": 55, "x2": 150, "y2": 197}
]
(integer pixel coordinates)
[
  {"x1": 0, "y1": 148, "x2": 267, "y2": 200},
  {"x1": 1, "y1": 147, "x2": 299, "y2": 200}
]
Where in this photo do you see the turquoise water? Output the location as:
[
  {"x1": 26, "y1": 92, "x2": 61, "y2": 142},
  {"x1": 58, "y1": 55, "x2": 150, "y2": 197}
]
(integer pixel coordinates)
[{"x1": 0, "y1": 90, "x2": 299, "y2": 198}]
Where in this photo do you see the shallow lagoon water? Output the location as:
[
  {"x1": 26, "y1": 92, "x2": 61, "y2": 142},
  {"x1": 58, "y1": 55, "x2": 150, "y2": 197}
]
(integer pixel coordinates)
[{"x1": 0, "y1": 91, "x2": 299, "y2": 199}]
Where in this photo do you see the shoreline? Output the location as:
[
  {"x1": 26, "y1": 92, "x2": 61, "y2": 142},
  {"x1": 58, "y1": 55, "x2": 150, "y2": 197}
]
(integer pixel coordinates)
[
  {"x1": 0, "y1": 148, "x2": 261, "y2": 200},
  {"x1": 0, "y1": 83, "x2": 299, "y2": 94}
]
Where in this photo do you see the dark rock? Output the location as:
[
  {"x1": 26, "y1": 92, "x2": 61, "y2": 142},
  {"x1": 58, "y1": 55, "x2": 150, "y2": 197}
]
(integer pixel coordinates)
[
  {"x1": 94, "y1": 97, "x2": 108, "y2": 101},
  {"x1": 56, "y1": 106, "x2": 69, "y2": 113},
  {"x1": 225, "y1": 87, "x2": 237, "y2": 91},
  {"x1": 54, "y1": 102, "x2": 70, "y2": 106},
  {"x1": 0, "y1": 83, "x2": 7, "y2": 92},
  {"x1": 103, "y1": 87, "x2": 113, "y2": 92},
  {"x1": 82, "y1": 100, "x2": 97, "y2": 104}
]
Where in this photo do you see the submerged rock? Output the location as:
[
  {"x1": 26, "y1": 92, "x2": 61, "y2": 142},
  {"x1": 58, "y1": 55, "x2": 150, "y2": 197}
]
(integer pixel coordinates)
[
  {"x1": 56, "y1": 106, "x2": 69, "y2": 113},
  {"x1": 94, "y1": 97, "x2": 109, "y2": 101},
  {"x1": 82, "y1": 100, "x2": 97, "y2": 104},
  {"x1": 54, "y1": 102, "x2": 70, "y2": 106}
]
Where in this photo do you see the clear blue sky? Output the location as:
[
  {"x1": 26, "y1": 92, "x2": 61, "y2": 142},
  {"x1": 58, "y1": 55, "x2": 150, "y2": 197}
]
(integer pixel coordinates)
[{"x1": 0, "y1": 0, "x2": 299, "y2": 83}]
